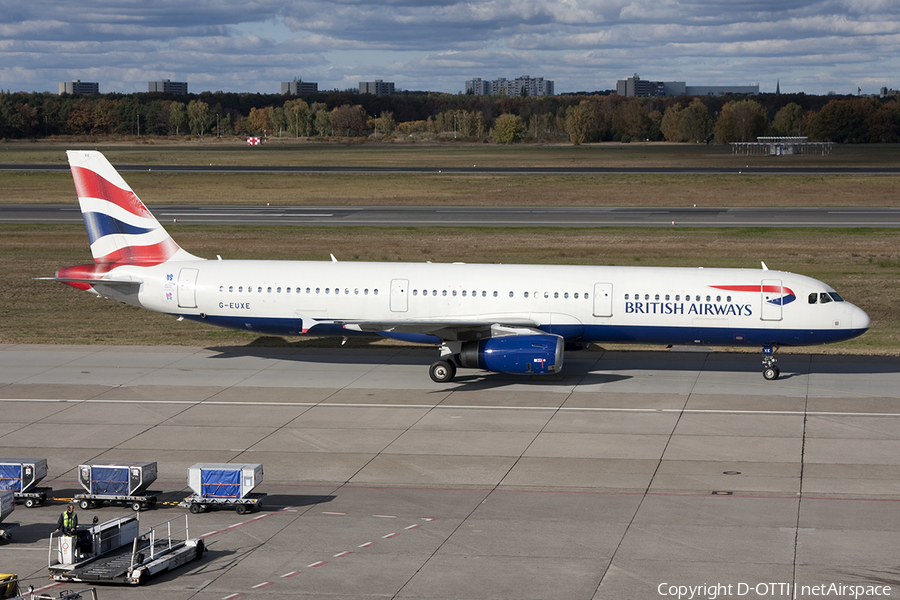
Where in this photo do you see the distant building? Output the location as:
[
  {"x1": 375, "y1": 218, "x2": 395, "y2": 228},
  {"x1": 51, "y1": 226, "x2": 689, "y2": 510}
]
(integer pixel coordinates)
[
  {"x1": 282, "y1": 79, "x2": 318, "y2": 95},
  {"x1": 616, "y1": 74, "x2": 758, "y2": 97},
  {"x1": 359, "y1": 80, "x2": 395, "y2": 95},
  {"x1": 149, "y1": 80, "x2": 188, "y2": 94},
  {"x1": 880, "y1": 87, "x2": 899, "y2": 98},
  {"x1": 465, "y1": 76, "x2": 554, "y2": 97},
  {"x1": 58, "y1": 80, "x2": 99, "y2": 95}
]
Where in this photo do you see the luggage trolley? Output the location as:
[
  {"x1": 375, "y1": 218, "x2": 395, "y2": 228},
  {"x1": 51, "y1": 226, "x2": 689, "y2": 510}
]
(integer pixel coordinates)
[
  {"x1": 179, "y1": 463, "x2": 265, "y2": 515},
  {"x1": 0, "y1": 459, "x2": 51, "y2": 508},
  {"x1": 72, "y1": 462, "x2": 160, "y2": 512}
]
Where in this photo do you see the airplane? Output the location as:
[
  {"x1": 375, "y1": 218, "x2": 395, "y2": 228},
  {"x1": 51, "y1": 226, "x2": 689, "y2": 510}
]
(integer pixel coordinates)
[{"x1": 49, "y1": 150, "x2": 870, "y2": 383}]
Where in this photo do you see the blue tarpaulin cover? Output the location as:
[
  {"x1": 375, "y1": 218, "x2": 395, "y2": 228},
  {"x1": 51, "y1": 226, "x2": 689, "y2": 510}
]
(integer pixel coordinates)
[
  {"x1": 201, "y1": 469, "x2": 240, "y2": 499},
  {"x1": 90, "y1": 466, "x2": 129, "y2": 495},
  {"x1": 0, "y1": 464, "x2": 22, "y2": 492}
]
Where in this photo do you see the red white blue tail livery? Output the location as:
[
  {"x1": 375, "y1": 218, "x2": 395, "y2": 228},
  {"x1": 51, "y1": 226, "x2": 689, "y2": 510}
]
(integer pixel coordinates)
[{"x1": 52, "y1": 151, "x2": 870, "y2": 383}]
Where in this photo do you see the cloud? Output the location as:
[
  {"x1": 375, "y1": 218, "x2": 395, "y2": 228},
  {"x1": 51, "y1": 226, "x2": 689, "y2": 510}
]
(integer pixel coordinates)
[{"x1": 0, "y1": 0, "x2": 898, "y2": 94}]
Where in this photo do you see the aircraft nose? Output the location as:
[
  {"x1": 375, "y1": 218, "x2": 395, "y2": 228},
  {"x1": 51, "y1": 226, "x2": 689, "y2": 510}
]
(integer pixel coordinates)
[{"x1": 853, "y1": 305, "x2": 871, "y2": 331}]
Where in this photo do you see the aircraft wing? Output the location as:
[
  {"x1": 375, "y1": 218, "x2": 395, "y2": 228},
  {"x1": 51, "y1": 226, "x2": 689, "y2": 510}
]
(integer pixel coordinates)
[{"x1": 337, "y1": 318, "x2": 541, "y2": 341}]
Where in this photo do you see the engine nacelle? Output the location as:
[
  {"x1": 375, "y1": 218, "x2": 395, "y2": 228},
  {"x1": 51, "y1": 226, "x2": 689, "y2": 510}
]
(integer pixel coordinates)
[{"x1": 458, "y1": 334, "x2": 564, "y2": 375}]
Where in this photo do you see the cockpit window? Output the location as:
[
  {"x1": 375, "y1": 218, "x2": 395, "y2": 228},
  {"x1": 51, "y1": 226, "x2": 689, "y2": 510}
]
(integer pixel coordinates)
[
  {"x1": 819, "y1": 292, "x2": 832, "y2": 304},
  {"x1": 808, "y1": 293, "x2": 817, "y2": 304},
  {"x1": 829, "y1": 292, "x2": 844, "y2": 302}
]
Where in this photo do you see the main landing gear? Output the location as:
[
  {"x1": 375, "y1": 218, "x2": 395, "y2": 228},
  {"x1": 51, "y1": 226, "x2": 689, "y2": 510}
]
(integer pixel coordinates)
[
  {"x1": 762, "y1": 345, "x2": 780, "y2": 381},
  {"x1": 429, "y1": 360, "x2": 457, "y2": 383}
]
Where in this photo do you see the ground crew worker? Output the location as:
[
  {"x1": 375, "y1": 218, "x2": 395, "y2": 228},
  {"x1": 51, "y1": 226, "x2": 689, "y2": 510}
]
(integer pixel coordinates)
[{"x1": 56, "y1": 503, "x2": 78, "y2": 535}]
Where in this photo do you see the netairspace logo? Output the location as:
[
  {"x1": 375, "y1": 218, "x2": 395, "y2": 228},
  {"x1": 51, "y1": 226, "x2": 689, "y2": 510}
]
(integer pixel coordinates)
[{"x1": 657, "y1": 582, "x2": 892, "y2": 599}]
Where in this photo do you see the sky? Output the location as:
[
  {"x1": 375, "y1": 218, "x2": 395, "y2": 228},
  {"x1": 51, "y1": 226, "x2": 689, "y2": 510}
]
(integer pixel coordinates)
[{"x1": 1, "y1": 0, "x2": 898, "y2": 96}]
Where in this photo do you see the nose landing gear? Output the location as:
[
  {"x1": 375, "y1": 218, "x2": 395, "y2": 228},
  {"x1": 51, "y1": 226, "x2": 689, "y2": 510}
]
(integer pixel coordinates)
[{"x1": 762, "y1": 345, "x2": 780, "y2": 380}]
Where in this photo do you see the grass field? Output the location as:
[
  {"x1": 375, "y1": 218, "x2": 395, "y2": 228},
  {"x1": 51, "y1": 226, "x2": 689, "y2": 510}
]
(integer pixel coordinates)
[{"x1": 1, "y1": 142, "x2": 898, "y2": 354}]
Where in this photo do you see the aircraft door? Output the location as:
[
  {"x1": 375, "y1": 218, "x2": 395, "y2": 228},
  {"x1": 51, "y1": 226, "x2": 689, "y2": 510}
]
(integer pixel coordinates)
[
  {"x1": 593, "y1": 283, "x2": 613, "y2": 317},
  {"x1": 390, "y1": 278, "x2": 409, "y2": 312},
  {"x1": 760, "y1": 279, "x2": 783, "y2": 321},
  {"x1": 177, "y1": 268, "x2": 199, "y2": 309}
]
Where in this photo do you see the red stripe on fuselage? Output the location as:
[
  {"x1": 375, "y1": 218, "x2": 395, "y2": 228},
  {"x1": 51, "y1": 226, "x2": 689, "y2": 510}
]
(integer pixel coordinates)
[{"x1": 710, "y1": 284, "x2": 795, "y2": 296}]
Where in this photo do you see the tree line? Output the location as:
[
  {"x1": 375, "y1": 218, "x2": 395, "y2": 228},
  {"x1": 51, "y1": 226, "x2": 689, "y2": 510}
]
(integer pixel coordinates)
[{"x1": 1, "y1": 89, "x2": 898, "y2": 144}]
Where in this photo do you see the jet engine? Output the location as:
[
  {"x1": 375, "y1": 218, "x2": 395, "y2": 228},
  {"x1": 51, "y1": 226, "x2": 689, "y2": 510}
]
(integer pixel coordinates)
[{"x1": 457, "y1": 334, "x2": 564, "y2": 375}]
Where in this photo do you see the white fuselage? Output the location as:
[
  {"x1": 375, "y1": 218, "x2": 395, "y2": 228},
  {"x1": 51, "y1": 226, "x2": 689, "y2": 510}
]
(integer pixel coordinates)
[{"x1": 98, "y1": 259, "x2": 870, "y2": 348}]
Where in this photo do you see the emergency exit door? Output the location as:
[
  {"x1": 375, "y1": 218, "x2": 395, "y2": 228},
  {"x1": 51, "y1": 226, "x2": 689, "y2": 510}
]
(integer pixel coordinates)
[{"x1": 177, "y1": 268, "x2": 199, "y2": 308}]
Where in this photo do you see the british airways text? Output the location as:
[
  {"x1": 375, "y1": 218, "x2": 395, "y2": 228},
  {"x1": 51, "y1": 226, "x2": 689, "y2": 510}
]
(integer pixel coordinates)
[{"x1": 625, "y1": 301, "x2": 753, "y2": 317}]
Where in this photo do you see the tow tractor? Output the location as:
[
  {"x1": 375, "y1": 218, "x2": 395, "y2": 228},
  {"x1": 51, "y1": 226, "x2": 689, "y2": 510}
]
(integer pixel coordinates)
[{"x1": 48, "y1": 513, "x2": 204, "y2": 585}]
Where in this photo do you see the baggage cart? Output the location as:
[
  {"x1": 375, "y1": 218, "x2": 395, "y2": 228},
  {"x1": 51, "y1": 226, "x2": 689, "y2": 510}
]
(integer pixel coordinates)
[
  {"x1": 0, "y1": 490, "x2": 15, "y2": 540},
  {"x1": 179, "y1": 463, "x2": 265, "y2": 514},
  {"x1": 0, "y1": 459, "x2": 50, "y2": 508},
  {"x1": 72, "y1": 462, "x2": 159, "y2": 512}
]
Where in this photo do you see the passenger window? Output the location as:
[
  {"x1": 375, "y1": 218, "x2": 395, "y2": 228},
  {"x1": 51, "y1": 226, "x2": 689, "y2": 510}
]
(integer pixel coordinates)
[
  {"x1": 624, "y1": 294, "x2": 629, "y2": 300},
  {"x1": 493, "y1": 291, "x2": 498, "y2": 297},
  {"x1": 727, "y1": 296, "x2": 731, "y2": 302},
  {"x1": 374, "y1": 289, "x2": 379, "y2": 295},
  {"x1": 305, "y1": 287, "x2": 310, "y2": 294},
  {"x1": 228, "y1": 286, "x2": 233, "y2": 293},
  {"x1": 808, "y1": 293, "x2": 818, "y2": 304},
  {"x1": 716, "y1": 296, "x2": 720, "y2": 302},
  {"x1": 675, "y1": 295, "x2": 679, "y2": 301},
  {"x1": 316, "y1": 288, "x2": 320, "y2": 294},
  {"x1": 258, "y1": 287, "x2": 262, "y2": 294},
  {"x1": 482, "y1": 291, "x2": 486, "y2": 297},
  {"x1": 564, "y1": 292, "x2": 568, "y2": 299},
  {"x1": 524, "y1": 292, "x2": 528, "y2": 298},
  {"x1": 554, "y1": 292, "x2": 559, "y2": 299},
  {"x1": 820, "y1": 293, "x2": 832, "y2": 304},
  {"x1": 413, "y1": 289, "x2": 418, "y2": 296},
  {"x1": 544, "y1": 292, "x2": 549, "y2": 299},
  {"x1": 665, "y1": 294, "x2": 669, "y2": 301},
  {"x1": 509, "y1": 291, "x2": 514, "y2": 298},
  {"x1": 355, "y1": 289, "x2": 359, "y2": 295},
  {"x1": 644, "y1": 294, "x2": 649, "y2": 300},
  {"x1": 277, "y1": 287, "x2": 281, "y2": 293},
  {"x1": 453, "y1": 290, "x2": 457, "y2": 296},
  {"x1": 584, "y1": 293, "x2": 589, "y2": 299},
  {"x1": 364, "y1": 289, "x2": 368, "y2": 295},
  {"x1": 462, "y1": 290, "x2": 467, "y2": 297},
  {"x1": 443, "y1": 290, "x2": 448, "y2": 296},
  {"x1": 655, "y1": 294, "x2": 659, "y2": 301},
  {"x1": 574, "y1": 293, "x2": 579, "y2": 299}
]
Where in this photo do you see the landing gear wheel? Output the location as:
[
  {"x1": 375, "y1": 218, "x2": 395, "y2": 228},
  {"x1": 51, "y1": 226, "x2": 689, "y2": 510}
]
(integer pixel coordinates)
[
  {"x1": 429, "y1": 360, "x2": 456, "y2": 383},
  {"x1": 763, "y1": 366, "x2": 780, "y2": 381}
]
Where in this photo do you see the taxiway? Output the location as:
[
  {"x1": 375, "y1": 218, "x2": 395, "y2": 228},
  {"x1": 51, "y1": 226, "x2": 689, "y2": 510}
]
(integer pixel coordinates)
[{"x1": 1, "y1": 344, "x2": 899, "y2": 599}]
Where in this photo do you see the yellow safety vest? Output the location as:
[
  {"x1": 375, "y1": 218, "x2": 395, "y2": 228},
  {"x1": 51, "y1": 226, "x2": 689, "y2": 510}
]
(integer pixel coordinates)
[{"x1": 62, "y1": 511, "x2": 76, "y2": 533}]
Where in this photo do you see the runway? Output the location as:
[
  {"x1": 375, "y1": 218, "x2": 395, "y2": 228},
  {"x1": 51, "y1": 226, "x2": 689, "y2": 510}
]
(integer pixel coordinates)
[
  {"x1": 5, "y1": 204, "x2": 900, "y2": 227},
  {"x1": 2, "y1": 344, "x2": 899, "y2": 599}
]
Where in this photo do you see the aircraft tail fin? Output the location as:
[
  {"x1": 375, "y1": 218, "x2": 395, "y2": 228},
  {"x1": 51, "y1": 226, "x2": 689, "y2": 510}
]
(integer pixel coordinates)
[{"x1": 66, "y1": 150, "x2": 200, "y2": 265}]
